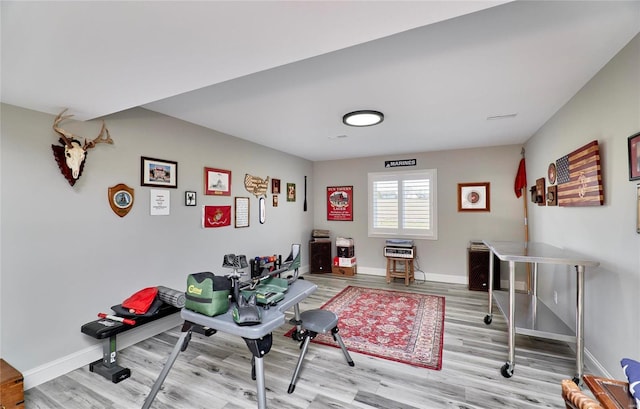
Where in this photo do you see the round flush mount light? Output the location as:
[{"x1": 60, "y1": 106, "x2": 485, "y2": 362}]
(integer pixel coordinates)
[{"x1": 342, "y1": 110, "x2": 384, "y2": 127}]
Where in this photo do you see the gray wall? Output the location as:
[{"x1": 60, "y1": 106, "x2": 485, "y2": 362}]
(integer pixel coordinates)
[
  {"x1": 0, "y1": 106, "x2": 313, "y2": 387},
  {"x1": 312, "y1": 145, "x2": 526, "y2": 284},
  {"x1": 525, "y1": 33, "x2": 640, "y2": 377}
]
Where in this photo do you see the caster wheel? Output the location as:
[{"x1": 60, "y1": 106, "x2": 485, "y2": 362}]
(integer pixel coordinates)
[
  {"x1": 501, "y1": 363, "x2": 514, "y2": 378},
  {"x1": 484, "y1": 315, "x2": 492, "y2": 325},
  {"x1": 572, "y1": 377, "x2": 580, "y2": 385}
]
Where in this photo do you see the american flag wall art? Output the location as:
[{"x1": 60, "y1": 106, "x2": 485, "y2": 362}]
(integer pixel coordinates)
[{"x1": 556, "y1": 140, "x2": 604, "y2": 207}]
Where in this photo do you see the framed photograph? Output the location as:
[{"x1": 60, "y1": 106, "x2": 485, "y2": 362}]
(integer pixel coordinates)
[
  {"x1": 204, "y1": 167, "x2": 231, "y2": 196},
  {"x1": 458, "y1": 182, "x2": 490, "y2": 212},
  {"x1": 536, "y1": 177, "x2": 546, "y2": 206},
  {"x1": 272, "y1": 178, "x2": 281, "y2": 194},
  {"x1": 185, "y1": 191, "x2": 197, "y2": 206},
  {"x1": 273, "y1": 195, "x2": 278, "y2": 207},
  {"x1": 547, "y1": 185, "x2": 557, "y2": 206},
  {"x1": 628, "y1": 132, "x2": 640, "y2": 181},
  {"x1": 287, "y1": 183, "x2": 296, "y2": 202},
  {"x1": 141, "y1": 157, "x2": 178, "y2": 188},
  {"x1": 327, "y1": 186, "x2": 353, "y2": 221},
  {"x1": 234, "y1": 197, "x2": 249, "y2": 228}
]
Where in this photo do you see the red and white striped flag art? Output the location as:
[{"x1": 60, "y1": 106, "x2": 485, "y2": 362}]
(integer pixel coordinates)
[{"x1": 556, "y1": 140, "x2": 604, "y2": 207}]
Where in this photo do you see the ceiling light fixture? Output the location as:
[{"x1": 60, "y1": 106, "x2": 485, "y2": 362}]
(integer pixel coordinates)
[{"x1": 343, "y1": 110, "x2": 384, "y2": 127}]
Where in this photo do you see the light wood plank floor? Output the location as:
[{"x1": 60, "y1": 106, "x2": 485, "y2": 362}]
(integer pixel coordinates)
[{"x1": 26, "y1": 274, "x2": 591, "y2": 408}]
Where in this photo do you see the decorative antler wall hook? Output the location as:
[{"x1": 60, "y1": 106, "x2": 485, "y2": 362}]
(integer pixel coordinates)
[{"x1": 51, "y1": 109, "x2": 114, "y2": 186}]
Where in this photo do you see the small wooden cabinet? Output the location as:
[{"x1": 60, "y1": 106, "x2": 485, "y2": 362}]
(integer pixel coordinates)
[
  {"x1": 1, "y1": 359, "x2": 24, "y2": 409},
  {"x1": 309, "y1": 240, "x2": 332, "y2": 273},
  {"x1": 468, "y1": 249, "x2": 500, "y2": 291}
]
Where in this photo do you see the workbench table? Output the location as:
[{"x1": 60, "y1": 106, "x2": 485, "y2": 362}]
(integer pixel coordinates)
[
  {"x1": 482, "y1": 241, "x2": 599, "y2": 383},
  {"x1": 142, "y1": 279, "x2": 317, "y2": 409}
]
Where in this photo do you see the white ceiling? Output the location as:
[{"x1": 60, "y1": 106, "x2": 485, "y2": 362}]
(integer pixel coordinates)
[{"x1": 2, "y1": 1, "x2": 639, "y2": 161}]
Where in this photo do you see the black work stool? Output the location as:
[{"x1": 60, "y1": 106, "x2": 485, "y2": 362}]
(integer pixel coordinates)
[{"x1": 288, "y1": 309, "x2": 354, "y2": 393}]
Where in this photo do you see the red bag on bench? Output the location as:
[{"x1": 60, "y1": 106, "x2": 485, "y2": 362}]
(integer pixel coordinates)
[{"x1": 122, "y1": 287, "x2": 158, "y2": 315}]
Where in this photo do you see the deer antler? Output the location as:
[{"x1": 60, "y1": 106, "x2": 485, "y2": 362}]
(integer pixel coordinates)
[
  {"x1": 52, "y1": 109, "x2": 114, "y2": 149},
  {"x1": 83, "y1": 121, "x2": 114, "y2": 150},
  {"x1": 52, "y1": 108, "x2": 76, "y2": 148}
]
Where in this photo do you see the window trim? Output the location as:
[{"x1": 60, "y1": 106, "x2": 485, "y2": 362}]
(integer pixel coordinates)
[{"x1": 368, "y1": 168, "x2": 438, "y2": 240}]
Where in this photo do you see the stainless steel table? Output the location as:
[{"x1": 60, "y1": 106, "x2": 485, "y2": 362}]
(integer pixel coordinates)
[
  {"x1": 482, "y1": 241, "x2": 599, "y2": 382},
  {"x1": 141, "y1": 279, "x2": 317, "y2": 409}
]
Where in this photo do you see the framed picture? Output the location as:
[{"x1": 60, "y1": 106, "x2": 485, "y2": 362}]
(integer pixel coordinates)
[
  {"x1": 204, "y1": 167, "x2": 231, "y2": 196},
  {"x1": 185, "y1": 191, "x2": 197, "y2": 206},
  {"x1": 272, "y1": 178, "x2": 281, "y2": 194},
  {"x1": 141, "y1": 157, "x2": 178, "y2": 188},
  {"x1": 628, "y1": 132, "x2": 640, "y2": 181},
  {"x1": 327, "y1": 186, "x2": 353, "y2": 221},
  {"x1": 536, "y1": 177, "x2": 546, "y2": 206},
  {"x1": 547, "y1": 185, "x2": 557, "y2": 206},
  {"x1": 287, "y1": 183, "x2": 296, "y2": 202},
  {"x1": 273, "y1": 195, "x2": 278, "y2": 207},
  {"x1": 458, "y1": 182, "x2": 490, "y2": 212},
  {"x1": 234, "y1": 197, "x2": 249, "y2": 228}
]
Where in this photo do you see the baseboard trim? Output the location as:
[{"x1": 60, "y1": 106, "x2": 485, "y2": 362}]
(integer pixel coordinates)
[
  {"x1": 23, "y1": 313, "x2": 182, "y2": 390},
  {"x1": 355, "y1": 266, "x2": 527, "y2": 288}
]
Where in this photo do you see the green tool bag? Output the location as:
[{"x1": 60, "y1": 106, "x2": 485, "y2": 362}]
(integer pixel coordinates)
[{"x1": 185, "y1": 272, "x2": 232, "y2": 316}]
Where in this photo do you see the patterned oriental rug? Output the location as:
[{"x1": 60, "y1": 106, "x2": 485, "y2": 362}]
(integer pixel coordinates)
[{"x1": 288, "y1": 286, "x2": 445, "y2": 370}]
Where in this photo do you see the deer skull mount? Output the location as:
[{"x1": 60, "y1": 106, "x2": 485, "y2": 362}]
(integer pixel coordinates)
[{"x1": 51, "y1": 109, "x2": 113, "y2": 186}]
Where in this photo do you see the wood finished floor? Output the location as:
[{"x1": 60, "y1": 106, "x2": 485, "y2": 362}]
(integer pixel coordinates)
[{"x1": 26, "y1": 274, "x2": 590, "y2": 408}]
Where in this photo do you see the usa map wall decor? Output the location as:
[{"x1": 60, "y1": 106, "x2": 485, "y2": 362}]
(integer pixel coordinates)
[{"x1": 556, "y1": 140, "x2": 604, "y2": 207}]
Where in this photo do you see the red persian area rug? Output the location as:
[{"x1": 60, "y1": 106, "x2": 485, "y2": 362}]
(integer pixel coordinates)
[{"x1": 288, "y1": 286, "x2": 445, "y2": 370}]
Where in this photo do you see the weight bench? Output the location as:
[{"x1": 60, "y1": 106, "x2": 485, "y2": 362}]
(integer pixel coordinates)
[
  {"x1": 81, "y1": 304, "x2": 180, "y2": 383},
  {"x1": 287, "y1": 309, "x2": 354, "y2": 394}
]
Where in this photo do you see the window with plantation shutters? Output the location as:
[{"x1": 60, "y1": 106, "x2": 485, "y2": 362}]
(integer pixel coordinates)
[{"x1": 368, "y1": 169, "x2": 437, "y2": 239}]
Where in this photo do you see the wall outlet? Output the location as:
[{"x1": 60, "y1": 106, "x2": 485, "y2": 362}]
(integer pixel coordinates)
[{"x1": 554, "y1": 290, "x2": 558, "y2": 304}]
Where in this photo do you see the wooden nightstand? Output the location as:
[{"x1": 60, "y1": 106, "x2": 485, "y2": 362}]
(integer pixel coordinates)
[{"x1": 1, "y1": 359, "x2": 24, "y2": 409}]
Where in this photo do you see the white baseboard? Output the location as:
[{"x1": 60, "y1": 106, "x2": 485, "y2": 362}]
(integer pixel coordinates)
[
  {"x1": 23, "y1": 313, "x2": 182, "y2": 390},
  {"x1": 355, "y1": 266, "x2": 527, "y2": 289}
]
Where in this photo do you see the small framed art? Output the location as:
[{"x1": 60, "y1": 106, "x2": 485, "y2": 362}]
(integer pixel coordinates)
[
  {"x1": 204, "y1": 167, "x2": 231, "y2": 196},
  {"x1": 235, "y1": 197, "x2": 249, "y2": 228},
  {"x1": 272, "y1": 178, "x2": 281, "y2": 194},
  {"x1": 287, "y1": 183, "x2": 296, "y2": 202},
  {"x1": 185, "y1": 191, "x2": 197, "y2": 206},
  {"x1": 458, "y1": 182, "x2": 490, "y2": 212},
  {"x1": 628, "y1": 132, "x2": 640, "y2": 181},
  {"x1": 141, "y1": 157, "x2": 178, "y2": 188}
]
